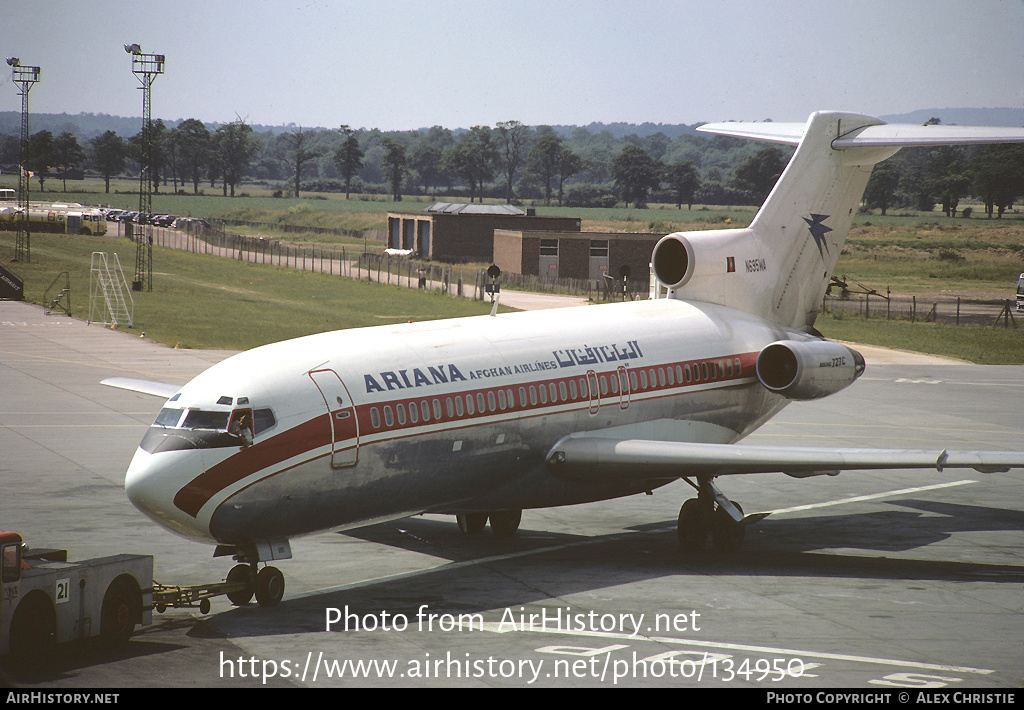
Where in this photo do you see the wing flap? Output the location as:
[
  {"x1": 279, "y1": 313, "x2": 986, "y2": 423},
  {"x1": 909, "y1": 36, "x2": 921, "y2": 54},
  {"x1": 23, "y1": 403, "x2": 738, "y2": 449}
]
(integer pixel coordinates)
[
  {"x1": 546, "y1": 437, "x2": 1024, "y2": 481},
  {"x1": 101, "y1": 377, "x2": 181, "y2": 399}
]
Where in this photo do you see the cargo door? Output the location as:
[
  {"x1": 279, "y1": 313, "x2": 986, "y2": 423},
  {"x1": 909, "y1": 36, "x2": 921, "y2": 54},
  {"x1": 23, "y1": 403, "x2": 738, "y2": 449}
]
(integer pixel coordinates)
[{"x1": 309, "y1": 369, "x2": 359, "y2": 468}]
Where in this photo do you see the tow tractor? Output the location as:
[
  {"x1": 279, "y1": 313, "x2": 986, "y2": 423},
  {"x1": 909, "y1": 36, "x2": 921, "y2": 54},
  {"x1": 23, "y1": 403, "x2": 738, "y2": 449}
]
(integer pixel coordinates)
[
  {"x1": 1, "y1": 532, "x2": 255, "y2": 658},
  {"x1": 1, "y1": 531, "x2": 153, "y2": 657}
]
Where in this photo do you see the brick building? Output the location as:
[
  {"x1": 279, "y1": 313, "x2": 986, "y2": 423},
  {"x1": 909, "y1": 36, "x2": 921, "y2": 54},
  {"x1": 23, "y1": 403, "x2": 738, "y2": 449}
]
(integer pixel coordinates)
[
  {"x1": 386, "y1": 203, "x2": 581, "y2": 263},
  {"x1": 494, "y1": 230, "x2": 664, "y2": 286}
]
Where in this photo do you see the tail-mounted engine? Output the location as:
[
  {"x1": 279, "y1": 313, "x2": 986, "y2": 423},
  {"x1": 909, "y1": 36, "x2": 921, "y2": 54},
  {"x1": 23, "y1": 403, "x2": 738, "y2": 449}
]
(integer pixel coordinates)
[
  {"x1": 651, "y1": 233, "x2": 696, "y2": 289},
  {"x1": 756, "y1": 340, "x2": 865, "y2": 401},
  {"x1": 650, "y1": 229, "x2": 763, "y2": 311}
]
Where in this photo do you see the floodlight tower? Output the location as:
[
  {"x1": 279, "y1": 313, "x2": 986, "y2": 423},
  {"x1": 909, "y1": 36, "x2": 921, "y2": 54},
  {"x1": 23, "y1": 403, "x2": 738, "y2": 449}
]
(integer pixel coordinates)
[
  {"x1": 125, "y1": 43, "x2": 164, "y2": 291},
  {"x1": 7, "y1": 58, "x2": 40, "y2": 263}
]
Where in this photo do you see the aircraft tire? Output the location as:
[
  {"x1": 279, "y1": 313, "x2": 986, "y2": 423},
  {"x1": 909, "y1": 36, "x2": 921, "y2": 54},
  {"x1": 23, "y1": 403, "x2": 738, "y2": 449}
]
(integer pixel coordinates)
[
  {"x1": 489, "y1": 509, "x2": 522, "y2": 537},
  {"x1": 677, "y1": 498, "x2": 709, "y2": 552},
  {"x1": 711, "y1": 501, "x2": 745, "y2": 553},
  {"x1": 456, "y1": 513, "x2": 488, "y2": 534},
  {"x1": 9, "y1": 592, "x2": 56, "y2": 659},
  {"x1": 255, "y1": 566, "x2": 285, "y2": 607},
  {"x1": 226, "y1": 563, "x2": 255, "y2": 606},
  {"x1": 100, "y1": 576, "x2": 141, "y2": 646}
]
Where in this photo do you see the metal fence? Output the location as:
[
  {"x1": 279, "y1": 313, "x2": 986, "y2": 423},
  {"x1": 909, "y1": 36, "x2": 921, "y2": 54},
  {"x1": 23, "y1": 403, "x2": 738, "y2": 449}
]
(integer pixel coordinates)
[
  {"x1": 125, "y1": 220, "x2": 648, "y2": 303},
  {"x1": 822, "y1": 293, "x2": 1018, "y2": 327},
  {"x1": 126, "y1": 221, "x2": 1018, "y2": 323}
]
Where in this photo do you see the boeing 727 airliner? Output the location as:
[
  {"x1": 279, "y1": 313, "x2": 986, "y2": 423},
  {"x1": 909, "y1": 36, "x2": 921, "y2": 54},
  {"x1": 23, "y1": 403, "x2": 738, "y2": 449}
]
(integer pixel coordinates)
[{"x1": 104, "y1": 111, "x2": 1024, "y2": 606}]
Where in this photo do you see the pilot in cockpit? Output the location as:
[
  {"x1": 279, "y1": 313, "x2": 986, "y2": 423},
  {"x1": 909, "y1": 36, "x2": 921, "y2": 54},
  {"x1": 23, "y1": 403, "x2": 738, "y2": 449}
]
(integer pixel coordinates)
[{"x1": 229, "y1": 410, "x2": 254, "y2": 447}]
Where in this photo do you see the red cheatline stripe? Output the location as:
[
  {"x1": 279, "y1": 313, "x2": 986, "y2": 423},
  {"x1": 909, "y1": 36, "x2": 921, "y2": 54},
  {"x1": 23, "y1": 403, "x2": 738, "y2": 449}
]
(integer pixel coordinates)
[
  {"x1": 174, "y1": 414, "x2": 332, "y2": 517},
  {"x1": 173, "y1": 352, "x2": 757, "y2": 517}
]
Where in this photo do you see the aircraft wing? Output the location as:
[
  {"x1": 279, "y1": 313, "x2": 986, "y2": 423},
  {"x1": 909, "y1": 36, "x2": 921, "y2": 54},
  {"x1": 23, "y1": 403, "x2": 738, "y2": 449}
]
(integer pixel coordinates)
[
  {"x1": 546, "y1": 437, "x2": 1024, "y2": 481},
  {"x1": 101, "y1": 377, "x2": 180, "y2": 399}
]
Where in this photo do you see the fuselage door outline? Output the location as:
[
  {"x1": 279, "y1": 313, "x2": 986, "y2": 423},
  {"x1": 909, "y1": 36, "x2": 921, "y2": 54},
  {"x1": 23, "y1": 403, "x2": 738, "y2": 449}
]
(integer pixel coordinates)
[
  {"x1": 586, "y1": 370, "x2": 600, "y2": 415},
  {"x1": 309, "y1": 368, "x2": 359, "y2": 468},
  {"x1": 617, "y1": 365, "x2": 630, "y2": 410}
]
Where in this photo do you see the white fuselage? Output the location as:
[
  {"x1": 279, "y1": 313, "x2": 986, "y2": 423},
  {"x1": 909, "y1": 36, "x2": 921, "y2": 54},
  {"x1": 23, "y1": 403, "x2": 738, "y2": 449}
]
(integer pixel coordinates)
[{"x1": 125, "y1": 298, "x2": 798, "y2": 546}]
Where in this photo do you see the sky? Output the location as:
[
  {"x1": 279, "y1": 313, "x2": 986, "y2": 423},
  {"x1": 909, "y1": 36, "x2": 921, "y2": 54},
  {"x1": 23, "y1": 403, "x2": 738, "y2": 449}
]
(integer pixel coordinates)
[{"x1": 2, "y1": 0, "x2": 1023, "y2": 131}]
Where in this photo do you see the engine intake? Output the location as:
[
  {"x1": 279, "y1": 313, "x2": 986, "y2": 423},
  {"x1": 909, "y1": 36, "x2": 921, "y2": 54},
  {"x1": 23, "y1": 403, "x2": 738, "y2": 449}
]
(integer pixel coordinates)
[
  {"x1": 651, "y1": 234, "x2": 695, "y2": 289},
  {"x1": 756, "y1": 340, "x2": 865, "y2": 401}
]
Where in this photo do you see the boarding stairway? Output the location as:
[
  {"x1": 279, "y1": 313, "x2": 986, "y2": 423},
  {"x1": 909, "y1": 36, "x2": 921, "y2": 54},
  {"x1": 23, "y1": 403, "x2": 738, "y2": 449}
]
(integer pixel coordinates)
[
  {"x1": 0, "y1": 262, "x2": 24, "y2": 300},
  {"x1": 88, "y1": 252, "x2": 134, "y2": 328},
  {"x1": 44, "y1": 272, "x2": 71, "y2": 316}
]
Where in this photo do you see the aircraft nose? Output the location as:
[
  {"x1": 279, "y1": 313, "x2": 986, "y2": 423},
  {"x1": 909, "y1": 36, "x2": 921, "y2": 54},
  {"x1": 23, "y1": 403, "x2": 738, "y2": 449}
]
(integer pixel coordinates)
[{"x1": 125, "y1": 448, "x2": 216, "y2": 544}]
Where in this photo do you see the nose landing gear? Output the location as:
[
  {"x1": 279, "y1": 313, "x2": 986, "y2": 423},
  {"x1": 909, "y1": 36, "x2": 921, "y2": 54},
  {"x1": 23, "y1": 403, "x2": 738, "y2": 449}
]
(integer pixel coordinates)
[{"x1": 225, "y1": 563, "x2": 285, "y2": 607}]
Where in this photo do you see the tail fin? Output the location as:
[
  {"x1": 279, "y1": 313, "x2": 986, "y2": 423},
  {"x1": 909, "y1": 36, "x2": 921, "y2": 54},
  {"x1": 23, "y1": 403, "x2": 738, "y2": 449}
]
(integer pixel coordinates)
[{"x1": 650, "y1": 111, "x2": 1024, "y2": 329}]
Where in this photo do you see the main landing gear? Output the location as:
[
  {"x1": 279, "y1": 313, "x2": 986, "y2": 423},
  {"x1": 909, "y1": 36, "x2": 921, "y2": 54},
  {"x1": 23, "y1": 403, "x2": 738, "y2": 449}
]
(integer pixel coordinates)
[
  {"x1": 225, "y1": 563, "x2": 285, "y2": 607},
  {"x1": 455, "y1": 509, "x2": 522, "y2": 537},
  {"x1": 676, "y1": 477, "x2": 767, "y2": 553}
]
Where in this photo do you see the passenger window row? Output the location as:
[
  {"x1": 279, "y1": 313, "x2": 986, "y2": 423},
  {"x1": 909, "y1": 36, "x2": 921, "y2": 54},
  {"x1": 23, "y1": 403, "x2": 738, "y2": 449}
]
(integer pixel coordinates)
[{"x1": 367, "y1": 355, "x2": 748, "y2": 431}]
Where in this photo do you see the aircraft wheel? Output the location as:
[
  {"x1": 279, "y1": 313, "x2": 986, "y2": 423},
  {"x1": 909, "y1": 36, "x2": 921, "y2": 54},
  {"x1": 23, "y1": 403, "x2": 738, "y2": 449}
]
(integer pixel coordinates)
[
  {"x1": 456, "y1": 513, "x2": 488, "y2": 534},
  {"x1": 489, "y1": 509, "x2": 522, "y2": 537},
  {"x1": 677, "y1": 498, "x2": 709, "y2": 552},
  {"x1": 255, "y1": 566, "x2": 285, "y2": 607},
  {"x1": 226, "y1": 563, "x2": 255, "y2": 606},
  {"x1": 711, "y1": 501, "x2": 745, "y2": 553}
]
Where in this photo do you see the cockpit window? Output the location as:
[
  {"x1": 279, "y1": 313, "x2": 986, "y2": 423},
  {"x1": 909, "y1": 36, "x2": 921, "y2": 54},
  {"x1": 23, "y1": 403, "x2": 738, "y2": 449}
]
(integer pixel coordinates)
[
  {"x1": 140, "y1": 405, "x2": 277, "y2": 453},
  {"x1": 154, "y1": 407, "x2": 184, "y2": 427},
  {"x1": 182, "y1": 409, "x2": 230, "y2": 430},
  {"x1": 253, "y1": 408, "x2": 276, "y2": 436}
]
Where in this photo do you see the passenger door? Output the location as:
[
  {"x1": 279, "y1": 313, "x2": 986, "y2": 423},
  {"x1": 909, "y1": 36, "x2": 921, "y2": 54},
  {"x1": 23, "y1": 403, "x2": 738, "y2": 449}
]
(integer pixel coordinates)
[{"x1": 309, "y1": 369, "x2": 359, "y2": 468}]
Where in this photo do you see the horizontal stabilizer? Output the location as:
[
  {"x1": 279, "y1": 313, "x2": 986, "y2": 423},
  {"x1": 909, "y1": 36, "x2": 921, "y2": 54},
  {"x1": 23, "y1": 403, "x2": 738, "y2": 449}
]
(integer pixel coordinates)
[
  {"x1": 697, "y1": 121, "x2": 807, "y2": 145},
  {"x1": 832, "y1": 124, "x2": 1024, "y2": 149},
  {"x1": 101, "y1": 377, "x2": 180, "y2": 399},
  {"x1": 698, "y1": 119, "x2": 1024, "y2": 150},
  {"x1": 546, "y1": 437, "x2": 1024, "y2": 480}
]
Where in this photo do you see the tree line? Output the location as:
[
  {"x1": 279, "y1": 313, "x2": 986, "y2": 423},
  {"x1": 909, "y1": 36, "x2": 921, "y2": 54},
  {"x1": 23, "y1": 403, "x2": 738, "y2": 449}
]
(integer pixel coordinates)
[{"x1": 1, "y1": 116, "x2": 1022, "y2": 216}]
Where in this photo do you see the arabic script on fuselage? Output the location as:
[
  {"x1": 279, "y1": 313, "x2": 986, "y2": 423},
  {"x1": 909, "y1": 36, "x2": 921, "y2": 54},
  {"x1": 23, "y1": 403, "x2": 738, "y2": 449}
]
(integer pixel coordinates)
[{"x1": 362, "y1": 340, "x2": 644, "y2": 394}]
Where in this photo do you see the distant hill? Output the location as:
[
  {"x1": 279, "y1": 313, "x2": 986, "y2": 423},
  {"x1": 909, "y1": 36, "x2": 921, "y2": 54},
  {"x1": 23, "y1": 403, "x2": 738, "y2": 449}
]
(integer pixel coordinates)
[
  {"x1": 1, "y1": 108, "x2": 1021, "y2": 140},
  {"x1": 879, "y1": 107, "x2": 1024, "y2": 127},
  {"x1": 0, "y1": 112, "x2": 186, "y2": 140},
  {"x1": 545, "y1": 122, "x2": 702, "y2": 140}
]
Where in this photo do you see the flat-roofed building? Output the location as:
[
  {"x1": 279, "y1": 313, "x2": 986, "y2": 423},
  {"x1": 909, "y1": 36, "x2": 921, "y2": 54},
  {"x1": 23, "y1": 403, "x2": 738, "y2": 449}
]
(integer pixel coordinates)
[
  {"x1": 386, "y1": 203, "x2": 581, "y2": 263},
  {"x1": 494, "y1": 229, "x2": 663, "y2": 287}
]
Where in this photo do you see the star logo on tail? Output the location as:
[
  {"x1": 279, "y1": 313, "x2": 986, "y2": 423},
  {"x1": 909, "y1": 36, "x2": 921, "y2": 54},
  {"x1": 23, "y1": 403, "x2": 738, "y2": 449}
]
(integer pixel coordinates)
[{"x1": 802, "y1": 213, "x2": 833, "y2": 258}]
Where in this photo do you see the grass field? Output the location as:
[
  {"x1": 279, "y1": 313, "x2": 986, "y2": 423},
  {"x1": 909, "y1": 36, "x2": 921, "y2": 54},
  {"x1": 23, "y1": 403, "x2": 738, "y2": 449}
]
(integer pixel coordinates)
[
  {"x1": 3, "y1": 176, "x2": 1022, "y2": 361},
  {"x1": 0, "y1": 230, "x2": 507, "y2": 350},
  {"x1": 814, "y1": 312, "x2": 1024, "y2": 364}
]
